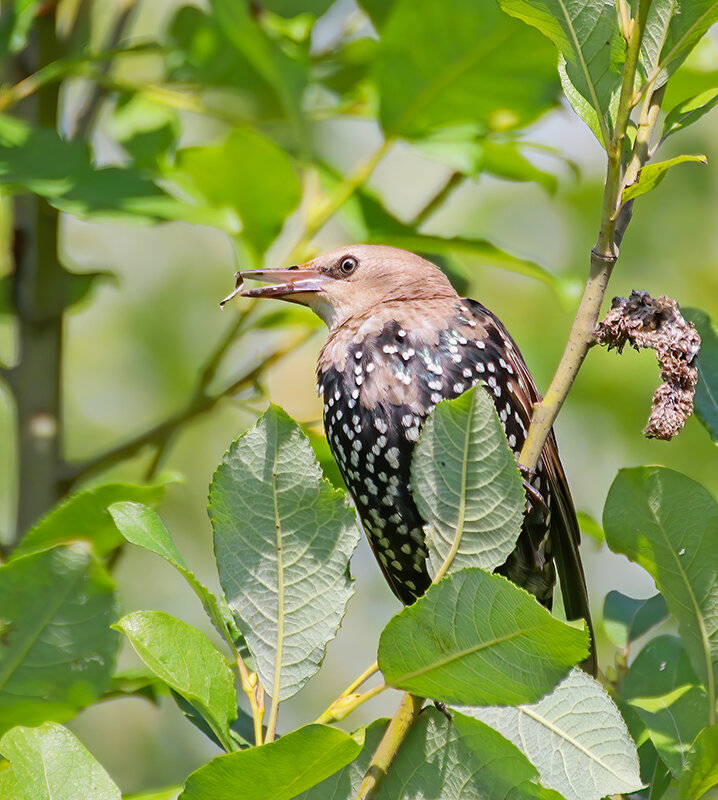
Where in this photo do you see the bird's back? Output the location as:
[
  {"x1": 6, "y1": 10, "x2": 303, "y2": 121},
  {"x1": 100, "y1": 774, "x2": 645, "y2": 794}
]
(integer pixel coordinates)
[{"x1": 317, "y1": 295, "x2": 592, "y2": 655}]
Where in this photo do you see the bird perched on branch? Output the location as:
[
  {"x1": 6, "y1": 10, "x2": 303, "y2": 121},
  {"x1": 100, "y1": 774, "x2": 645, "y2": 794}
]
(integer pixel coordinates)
[{"x1": 232, "y1": 245, "x2": 594, "y2": 667}]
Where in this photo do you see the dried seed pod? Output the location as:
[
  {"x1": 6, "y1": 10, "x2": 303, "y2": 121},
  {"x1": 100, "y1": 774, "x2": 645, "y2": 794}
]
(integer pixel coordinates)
[{"x1": 596, "y1": 290, "x2": 701, "y2": 440}]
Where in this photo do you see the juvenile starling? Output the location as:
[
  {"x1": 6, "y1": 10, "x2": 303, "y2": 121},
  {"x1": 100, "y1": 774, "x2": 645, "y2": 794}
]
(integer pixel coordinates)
[{"x1": 238, "y1": 245, "x2": 593, "y2": 659}]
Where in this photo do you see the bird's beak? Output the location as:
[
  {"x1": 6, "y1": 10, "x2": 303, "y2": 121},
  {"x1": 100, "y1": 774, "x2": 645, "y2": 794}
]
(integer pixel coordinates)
[{"x1": 220, "y1": 267, "x2": 328, "y2": 308}]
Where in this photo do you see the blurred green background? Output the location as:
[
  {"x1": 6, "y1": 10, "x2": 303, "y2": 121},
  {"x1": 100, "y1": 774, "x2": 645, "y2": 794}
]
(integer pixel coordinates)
[{"x1": 1, "y1": 0, "x2": 717, "y2": 793}]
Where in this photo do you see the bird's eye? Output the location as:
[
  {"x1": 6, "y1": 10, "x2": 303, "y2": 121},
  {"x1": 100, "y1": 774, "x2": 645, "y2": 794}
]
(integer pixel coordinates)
[{"x1": 338, "y1": 256, "x2": 358, "y2": 276}]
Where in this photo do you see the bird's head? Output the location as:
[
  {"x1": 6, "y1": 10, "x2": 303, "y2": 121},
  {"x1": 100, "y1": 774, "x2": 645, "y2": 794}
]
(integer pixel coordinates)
[{"x1": 228, "y1": 245, "x2": 458, "y2": 329}]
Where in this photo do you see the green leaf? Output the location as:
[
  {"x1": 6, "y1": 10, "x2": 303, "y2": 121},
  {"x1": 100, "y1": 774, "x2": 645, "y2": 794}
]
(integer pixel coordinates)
[
  {"x1": 0, "y1": 723, "x2": 120, "y2": 800},
  {"x1": 373, "y1": 0, "x2": 560, "y2": 139},
  {"x1": 209, "y1": 405, "x2": 360, "y2": 702},
  {"x1": 477, "y1": 140, "x2": 559, "y2": 194},
  {"x1": 643, "y1": 1, "x2": 718, "y2": 85},
  {"x1": 207, "y1": 0, "x2": 308, "y2": 142},
  {"x1": 379, "y1": 707, "x2": 561, "y2": 799},
  {"x1": 603, "y1": 591, "x2": 669, "y2": 648},
  {"x1": 603, "y1": 467, "x2": 718, "y2": 711},
  {"x1": 471, "y1": 668, "x2": 643, "y2": 800},
  {"x1": 679, "y1": 725, "x2": 718, "y2": 800},
  {"x1": 113, "y1": 611, "x2": 237, "y2": 752},
  {"x1": 576, "y1": 510, "x2": 604, "y2": 543},
  {"x1": 262, "y1": 0, "x2": 333, "y2": 15},
  {"x1": 498, "y1": 0, "x2": 623, "y2": 148},
  {"x1": 378, "y1": 567, "x2": 588, "y2": 706},
  {"x1": 663, "y1": 88, "x2": 718, "y2": 139},
  {"x1": 621, "y1": 154, "x2": 707, "y2": 202},
  {"x1": 0, "y1": 761, "x2": 23, "y2": 800},
  {"x1": 683, "y1": 308, "x2": 718, "y2": 443},
  {"x1": 411, "y1": 387, "x2": 524, "y2": 579},
  {"x1": 107, "y1": 502, "x2": 245, "y2": 660},
  {"x1": 124, "y1": 789, "x2": 182, "y2": 800},
  {"x1": 179, "y1": 724, "x2": 363, "y2": 800},
  {"x1": 294, "y1": 720, "x2": 388, "y2": 800},
  {"x1": 111, "y1": 94, "x2": 180, "y2": 171},
  {"x1": 0, "y1": 115, "x2": 232, "y2": 228},
  {"x1": 0, "y1": 545, "x2": 118, "y2": 736},
  {"x1": 13, "y1": 480, "x2": 170, "y2": 559},
  {"x1": 621, "y1": 635, "x2": 710, "y2": 778},
  {"x1": 173, "y1": 128, "x2": 301, "y2": 256}
]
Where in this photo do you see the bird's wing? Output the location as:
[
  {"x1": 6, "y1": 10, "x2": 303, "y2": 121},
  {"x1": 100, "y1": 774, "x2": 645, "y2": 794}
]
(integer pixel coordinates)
[{"x1": 462, "y1": 300, "x2": 595, "y2": 671}]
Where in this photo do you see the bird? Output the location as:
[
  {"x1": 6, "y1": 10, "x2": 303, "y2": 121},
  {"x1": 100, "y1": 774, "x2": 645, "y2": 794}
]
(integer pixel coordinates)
[{"x1": 233, "y1": 244, "x2": 594, "y2": 668}]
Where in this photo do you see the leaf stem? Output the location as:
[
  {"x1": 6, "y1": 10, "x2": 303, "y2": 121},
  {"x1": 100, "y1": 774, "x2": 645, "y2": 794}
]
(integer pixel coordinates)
[
  {"x1": 314, "y1": 682, "x2": 387, "y2": 725},
  {"x1": 519, "y1": 0, "x2": 653, "y2": 471},
  {"x1": 352, "y1": 693, "x2": 424, "y2": 800}
]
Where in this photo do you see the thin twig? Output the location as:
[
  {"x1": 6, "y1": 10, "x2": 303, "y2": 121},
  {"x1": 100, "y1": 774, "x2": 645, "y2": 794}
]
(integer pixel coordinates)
[
  {"x1": 61, "y1": 327, "x2": 313, "y2": 486},
  {"x1": 315, "y1": 683, "x2": 387, "y2": 725},
  {"x1": 353, "y1": 693, "x2": 424, "y2": 800}
]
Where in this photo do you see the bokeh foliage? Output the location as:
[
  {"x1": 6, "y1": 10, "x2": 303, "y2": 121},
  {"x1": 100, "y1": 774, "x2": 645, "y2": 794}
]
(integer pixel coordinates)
[{"x1": 0, "y1": 0, "x2": 717, "y2": 798}]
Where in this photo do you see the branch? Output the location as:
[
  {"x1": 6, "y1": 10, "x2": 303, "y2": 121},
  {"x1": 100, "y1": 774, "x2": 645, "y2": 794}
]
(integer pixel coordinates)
[
  {"x1": 61, "y1": 323, "x2": 312, "y2": 486},
  {"x1": 519, "y1": 0, "x2": 657, "y2": 471},
  {"x1": 353, "y1": 693, "x2": 424, "y2": 800}
]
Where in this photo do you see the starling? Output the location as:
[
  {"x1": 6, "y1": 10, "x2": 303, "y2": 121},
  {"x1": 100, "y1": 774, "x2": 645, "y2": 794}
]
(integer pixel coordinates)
[{"x1": 238, "y1": 245, "x2": 594, "y2": 664}]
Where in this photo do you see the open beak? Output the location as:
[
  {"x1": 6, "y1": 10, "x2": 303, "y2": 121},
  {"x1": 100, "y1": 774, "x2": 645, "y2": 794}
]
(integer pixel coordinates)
[{"x1": 220, "y1": 267, "x2": 328, "y2": 308}]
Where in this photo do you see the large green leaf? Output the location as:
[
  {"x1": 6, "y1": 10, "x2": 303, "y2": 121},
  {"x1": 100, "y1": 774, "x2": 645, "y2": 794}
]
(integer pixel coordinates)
[
  {"x1": 179, "y1": 724, "x2": 363, "y2": 800},
  {"x1": 621, "y1": 154, "x2": 707, "y2": 203},
  {"x1": 209, "y1": 405, "x2": 360, "y2": 701},
  {"x1": 0, "y1": 545, "x2": 118, "y2": 736},
  {"x1": 411, "y1": 387, "x2": 524, "y2": 579},
  {"x1": 684, "y1": 308, "x2": 718, "y2": 444},
  {"x1": 13, "y1": 480, "x2": 170, "y2": 559},
  {"x1": 295, "y1": 720, "x2": 388, "y2": 800},
  {"x1": 621, "y1": 636, "x2": 710, "y2": 778},
  {"x1": 0, "y1": 115, "x2": 232, "y2": 228},
  {"x1": 603, "y1": 591, "x2": 668, "y2": 649},
  {"x1": 0, "y1": 763, "x2": 22, "y2": 800},
  {"x1": 603, "y1": 467, "x2": 718, "y2": 711},
  {"x1": 114, "y1": 611, "x2": 237, "y2": 752},
  {"x1": 378, "y1": 708, "x2": 560, "y2": 799},
  {"x1": 498, "y1": 0, "x2": 623, "y2": 148},
  {"x1": 373, "y1": 0, "x2": 559, "y2": 139},
  {"x1": 108, "y1": 502, "x2": 248, "y2": 663},
  {"x1": 0, "y1": 723, "x2": 120, "y2": 800},
  {"x1": 472, "y1": 668, "x2": 643, "y2": 800},
  {"x1": 643, "y1": 0, "x2": 718, "y2": 85},
  {"x1": 679, "y1": 725, "x2": 718, "y2": 800},
  {"x1": 173, "y1": 128, "x2": 301, "y2": 256},
  {"x1": 378, "y1": 568, "x2": 588, "y2": 706}
]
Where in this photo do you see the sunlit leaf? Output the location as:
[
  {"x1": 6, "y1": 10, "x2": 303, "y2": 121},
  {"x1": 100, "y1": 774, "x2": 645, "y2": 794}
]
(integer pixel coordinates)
[
  {"x1": 498, "y1": 0, "x2": 623, "y2": 148},
  {"x1": 604, "y1": 467, "x2": 718, "y2": 706},
  {"x1": 114, "y1": 611, "x2": 237, "y2": 752},
  {"x1": 0, "y1": 545, "x2": 118, "y2": 736},
  {"x1": 174, "y1": 128, "x2": 301, "y2": 256},
  {"x1": 13, "y1": 480, "x2": 171, "y2": 559},
  {"x1": 472, "y1": 668, "x2": 643, "y2": 800},
  {"x1": 108, "y1": 502, "x2": 249, "y2": 665},
  {"x1": 295, "y1": 720, "x2": 387, "y2": 800},
  {"x1": 179, "y1": 725, "x2": 363, "y2": 800},
  {"x1": 209, "y1": 405, "x2": 360, "y2": 701},
  {"x1": 411, "y1": 387, "x2": 524, "y2": 579},
  {"x1": 379, "y1": 708, "x2": 561, "y2": 799},
  {"x1": 679, "y1": 725, "x2": 718, "y2": 800},
  {"x1": 663, "y1": 88, "x2": 718, "y2": 140},
  {"x1": 603, "y1": 591, "x2": 669, "y2": 648},
  {"x1": 683, "y1": 308, "x2": 718, "y2": 444},
  {"x1": 622, "y1": 635, "x2": 710, "y2": 778},
  {"x1": 373, "y1": 0, "x2": 559, "y2": 139},
  {"x1": 643, "y1": 0, "x2": 718, "y2": 86},
  {"x1": 378, "y1": 567, "x2": 588, "y2": 705},
  {"x1": 0, "y1": 723, "x2": 120, "y2": 800},
  {"x1": 621, "y1": 154, "x2": 707, "y2": 203}
]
